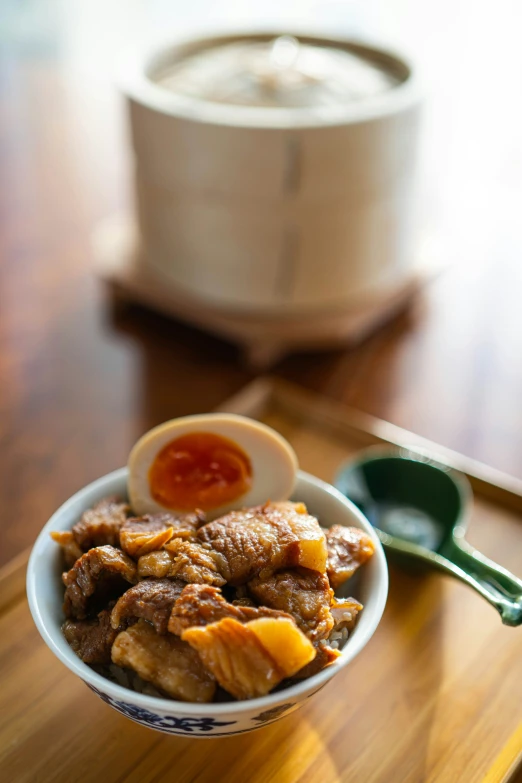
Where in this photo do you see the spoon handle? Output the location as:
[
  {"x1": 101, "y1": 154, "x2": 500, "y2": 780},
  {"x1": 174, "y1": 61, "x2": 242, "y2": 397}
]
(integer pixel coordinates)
[{"x1": 443, "y1": 538, "x2": 522, "y2": 626}]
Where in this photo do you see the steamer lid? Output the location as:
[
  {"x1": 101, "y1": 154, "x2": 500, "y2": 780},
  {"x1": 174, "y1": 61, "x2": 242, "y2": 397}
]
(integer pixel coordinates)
[{"x1": 149, "y1": 34, "x2": 404, "y2": 110}]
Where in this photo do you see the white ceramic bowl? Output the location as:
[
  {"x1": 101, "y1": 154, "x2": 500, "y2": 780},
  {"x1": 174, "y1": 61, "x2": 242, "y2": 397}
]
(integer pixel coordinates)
[{"x1": 27, "y1": 468, "x2": 388, "y2": 737}]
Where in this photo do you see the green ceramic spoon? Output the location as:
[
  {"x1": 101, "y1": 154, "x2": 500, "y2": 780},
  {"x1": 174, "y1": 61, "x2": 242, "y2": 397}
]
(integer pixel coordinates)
[{"x1": 335, "y1": 448, "x2": 522, "y2": 626}]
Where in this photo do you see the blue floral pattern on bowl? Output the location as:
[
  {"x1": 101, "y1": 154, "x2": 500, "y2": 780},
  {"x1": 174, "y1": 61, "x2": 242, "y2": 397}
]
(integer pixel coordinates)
[{"x1": 86, "y1": 685, "x2": 237, "y2": 735}]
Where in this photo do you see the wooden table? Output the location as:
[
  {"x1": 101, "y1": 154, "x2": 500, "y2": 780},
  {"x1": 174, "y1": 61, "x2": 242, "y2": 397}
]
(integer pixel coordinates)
[
  {"x1": 0, "y1": 4, "x2": 521, "y2": 778},
  {"x1": 1, "y1": 1, "x2": 521, "y2": 566}
]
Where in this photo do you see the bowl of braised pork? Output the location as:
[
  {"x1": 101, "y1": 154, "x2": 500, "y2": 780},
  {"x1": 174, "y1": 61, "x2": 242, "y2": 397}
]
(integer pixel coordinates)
[{"x1": 27, "y1": 415, "x2": 388, "y2": 737}]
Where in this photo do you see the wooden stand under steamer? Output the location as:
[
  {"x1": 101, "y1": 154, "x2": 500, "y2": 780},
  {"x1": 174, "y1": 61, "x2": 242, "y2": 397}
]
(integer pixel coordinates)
[{"x1": 97, "y1": 33, "x2": 423, "y2": 368}]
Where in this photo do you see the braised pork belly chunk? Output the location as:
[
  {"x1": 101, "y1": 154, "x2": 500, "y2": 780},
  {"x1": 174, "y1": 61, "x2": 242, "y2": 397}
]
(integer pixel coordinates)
[
  {"x1": 325, "y1": 525, "x2": 375, "y2": 589},
  {"x1": 168, "y1": 583, "x2": 291, "y2": 636},
  {"x1": 197, "y1": 501, "x2": 327, "y2": 585},
  {"x1": 62, "y1": 545, "x2": 137, "y2": 619},
  {"x1": 136, "y1": 549, "x2": 175, "y2": 579},
  {"x1": 120, "y1": 514, "x2": 174, "y2": 558},
  {"x1": 72, "y1": 497, "x2": 130, "y2": 551},
  {"x1": 110, "y1": 578, "x2": 185, "y2": 634},
  {"x1": 120, "y1": 510, "x2": 205, "y2": 559},
  {"x1": 248, "y1": 568, "x2": 334, "y2": 642},
  {"x1": 163, "y1": 538, "x2": 227, "y2": 586},
  {"x1": 112, "y1": 620, "x2": 216, "y2": 702},
  {"x1": 62, "y1": 605, "x2": 124, "y2": 664},
  {"x1": 290, "y1": 643, "x2": 341, "y2": 681},
  {"x1": 52, "y1": 497, "x2": 130, "y2": 567},
  {"x1": 135, "y1": 541, "x2": 226, "y2": 586},
  {"x1": 182, "y1": 617, "x2": 315, "y2": 700},
  {"x1": 53, "y1": 493, "x2": 373, "y2": 702},
  {"x1": 51, "y1": 531, "x2": 83, "y2": 569}
]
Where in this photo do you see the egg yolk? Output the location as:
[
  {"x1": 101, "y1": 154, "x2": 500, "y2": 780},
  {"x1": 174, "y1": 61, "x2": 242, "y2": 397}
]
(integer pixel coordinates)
[{"x1": 148, "y1": 432, "x2": 253, "y2": 511}]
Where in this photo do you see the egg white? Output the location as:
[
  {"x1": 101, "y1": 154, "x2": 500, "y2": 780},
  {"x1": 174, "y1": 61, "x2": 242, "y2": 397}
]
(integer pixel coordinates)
[{"x1": 128, "y1": 413, "x2": 298, "y2": 518}]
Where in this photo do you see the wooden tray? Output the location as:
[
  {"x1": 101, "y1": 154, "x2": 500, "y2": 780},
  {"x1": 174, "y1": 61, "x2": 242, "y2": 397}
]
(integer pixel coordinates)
[{"x1": 1, "y1": 378, "x2": 522, "y2": 783}]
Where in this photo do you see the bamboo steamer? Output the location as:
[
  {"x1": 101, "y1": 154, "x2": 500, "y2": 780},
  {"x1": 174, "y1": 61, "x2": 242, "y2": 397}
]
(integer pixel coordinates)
[{"x1": 123, "y1": 32, "x2": 421, "y2": 314}]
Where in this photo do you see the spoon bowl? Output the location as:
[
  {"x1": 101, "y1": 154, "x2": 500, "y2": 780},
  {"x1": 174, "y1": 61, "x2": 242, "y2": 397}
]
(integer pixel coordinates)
[{"x1": 335, "y1": 448, "x2": 522, "y2": 626}]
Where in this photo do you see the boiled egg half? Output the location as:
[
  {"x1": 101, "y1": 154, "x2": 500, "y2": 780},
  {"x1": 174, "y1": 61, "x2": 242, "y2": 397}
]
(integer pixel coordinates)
[{"x1": 128, "y1": 413, "x2": 298, "y2": 517}]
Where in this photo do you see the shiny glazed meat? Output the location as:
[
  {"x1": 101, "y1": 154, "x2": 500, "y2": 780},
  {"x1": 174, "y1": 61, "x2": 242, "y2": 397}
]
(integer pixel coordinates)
[
  {"x1": 50, "y1": 531, "x2": 83, "y2": 569},
  {"x1": 120, "y1": 510, "x2": 205, "y2": 558},
  {"x1": 72, "y1": 497, "x2": 130, "y2": 551},
  {"x1": 197, "y1": 501, "x2": 327, "y2": 585},
  {"x1": 135, "y1": 545, "x2": 226, "y2": 586},
  {"x1": 62, "y1": 606, "x2": 123, "y2": 664},
  {"x1": 110, "y1": 578, "x2": 186, "y2": 634},
  {"x1": 136, "y1": 550, "x2": 175, "y2": 579},
  {"x1": 290, "y1": 643, "x2": 341, "y2": 680},
  {"x1": 163, "y1": 538, "x2": 227, "y2": 586},
  {"x1": 168, "y1": 583, "x2": 291, "y2": 636},
  {"x1": 248, "y1": 568, "x2": 334, "y2": 642},
  {"x1": 325, "y1": 525, "x2": 375, "y2": 589},
  {"x1": 62, "y1": 545, "x2": 137, "y2": 619},
  {"x1": 51, "y1": 497, "x2": 129, "y2": 566},
  {"x1": 53, "y1": 493, "x2": 373, "y2": 703},
  {"x1": 182, "y1": 616, "x2": 316, "y2": 700},
  {"x1": 112, "y1": 620, "x2": 216, "y2": 702},
  {"x1": 120, "y1": 515, "x2": 175, "y2": 558}
]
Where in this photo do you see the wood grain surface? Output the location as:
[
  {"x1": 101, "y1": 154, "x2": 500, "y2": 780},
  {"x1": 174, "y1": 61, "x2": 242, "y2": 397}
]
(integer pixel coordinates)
[
  {"x1": 1, "y1": 5, "x2": 522, "y2": 778},
  {"x1": 1, "y1": 1, "x2": 522, "y2": 571},
  {"x1": 0, "y1": 384, "x2": 521, "y2": 783}
]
